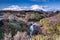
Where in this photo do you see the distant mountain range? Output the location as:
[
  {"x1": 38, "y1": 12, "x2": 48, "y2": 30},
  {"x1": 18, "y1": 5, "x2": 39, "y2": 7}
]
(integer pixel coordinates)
[{"x1": 0, "y1": 9, "x2": 60, "y2": 14}]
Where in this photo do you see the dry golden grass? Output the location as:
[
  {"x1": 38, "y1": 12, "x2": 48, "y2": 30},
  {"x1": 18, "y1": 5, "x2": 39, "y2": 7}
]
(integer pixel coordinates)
[
  {"x1": 30, "y1": 35, "x2": 45, "y2": 40},
  {"x1": 30, "y1": 34, "x2": 60, "y2": 40}
]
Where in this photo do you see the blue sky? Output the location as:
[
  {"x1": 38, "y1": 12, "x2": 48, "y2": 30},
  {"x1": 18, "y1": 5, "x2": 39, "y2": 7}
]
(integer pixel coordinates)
[{"x1": 0, "y1": 0, "x2": 60, "y2": 11}]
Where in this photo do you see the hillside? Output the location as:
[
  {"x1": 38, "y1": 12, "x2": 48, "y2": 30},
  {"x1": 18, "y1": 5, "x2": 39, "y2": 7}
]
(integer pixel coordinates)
[
  {"x1": 30, "y1": 12, "x2": 60, "y2": 40},
  {"x1": 0, "y1": 10, "x2": 60, "y2": 40},
  {"x1": 40, "y1": 13, "x2": 60, "y2": 32}
]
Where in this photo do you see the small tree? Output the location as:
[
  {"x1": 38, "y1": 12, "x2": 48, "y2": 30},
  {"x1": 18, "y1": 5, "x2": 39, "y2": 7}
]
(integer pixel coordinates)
[{"x1": 34, "y1": 12, "x2": 40, "y2": 21}]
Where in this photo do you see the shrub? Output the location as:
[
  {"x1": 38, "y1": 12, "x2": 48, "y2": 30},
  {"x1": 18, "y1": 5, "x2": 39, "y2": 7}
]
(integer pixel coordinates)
[
  {"x1": 8, "y1": 21, "x2": 21, "y2": 36},
  {"x1": 8, "y1": 20, "x2": 29, "y2": 37},
  {"x1": 0, "y1": 27, "x2": 4, "y2": 39},
  {"x1": 0, "y1": 20, "x2": 4, "y2": 39}
]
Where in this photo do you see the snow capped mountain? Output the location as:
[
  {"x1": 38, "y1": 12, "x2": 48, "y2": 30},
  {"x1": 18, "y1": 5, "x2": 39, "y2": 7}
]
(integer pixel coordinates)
[
  {"x1": 30, "y1": 5, "x2": 48, "y2": 11},
  {"x1": 2, "y1": 5, "x2": 50, "y2": 11}
]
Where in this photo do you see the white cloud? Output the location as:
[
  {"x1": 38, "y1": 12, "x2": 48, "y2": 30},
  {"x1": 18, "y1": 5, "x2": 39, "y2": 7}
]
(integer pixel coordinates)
[
  {"x1": 3, "y1": 5, "x2": 23, "y2": 11},
  {"x1": 2, "y1": 5, "x2": 49, "y2": 11},
  {"x1": 30, "y1": 5, "x2": 42, "y2": 10},
  {"x1": 30, "y1": 5, "x2": 49, "y2": 11}
]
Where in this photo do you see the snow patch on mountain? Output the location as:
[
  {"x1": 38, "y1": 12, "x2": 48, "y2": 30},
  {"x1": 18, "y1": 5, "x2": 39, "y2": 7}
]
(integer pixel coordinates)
[{"x1": 2, "y1": 5, "x2": 53, "y2": 11}]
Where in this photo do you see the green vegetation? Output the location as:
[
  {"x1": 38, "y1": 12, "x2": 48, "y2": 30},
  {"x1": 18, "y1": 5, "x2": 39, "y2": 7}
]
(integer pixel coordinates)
[
  {"x1": 34, "y1": 12, "x2": 45, "y2": 21},
  {"x1": 0, "y1": 27, "x2": 4, "y2": 39},
  {"x1": 0, "y1": 11, "x2": 60, "y2": 40},
  {"x1": 55, "y1": 23, "x2": 60, "y2": 31},
  {"x1": 40, "y1": 19, "x2": 60, "y2": 35},
  {"x1": 8, "y1": 21, "x2": 20, "y2": 36},
  {"x1": 38, "y1": 13, "x2": 60, "y2": 40},
  {"x1": 0, "y1": 20, "x2": 4, "y2": 39},
  {"x1": 8, "y1": 20, "x2": 29, "y2": 37},
  {"x1": 34, "y1": 12, "x2": 40, "y2": 21}
]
